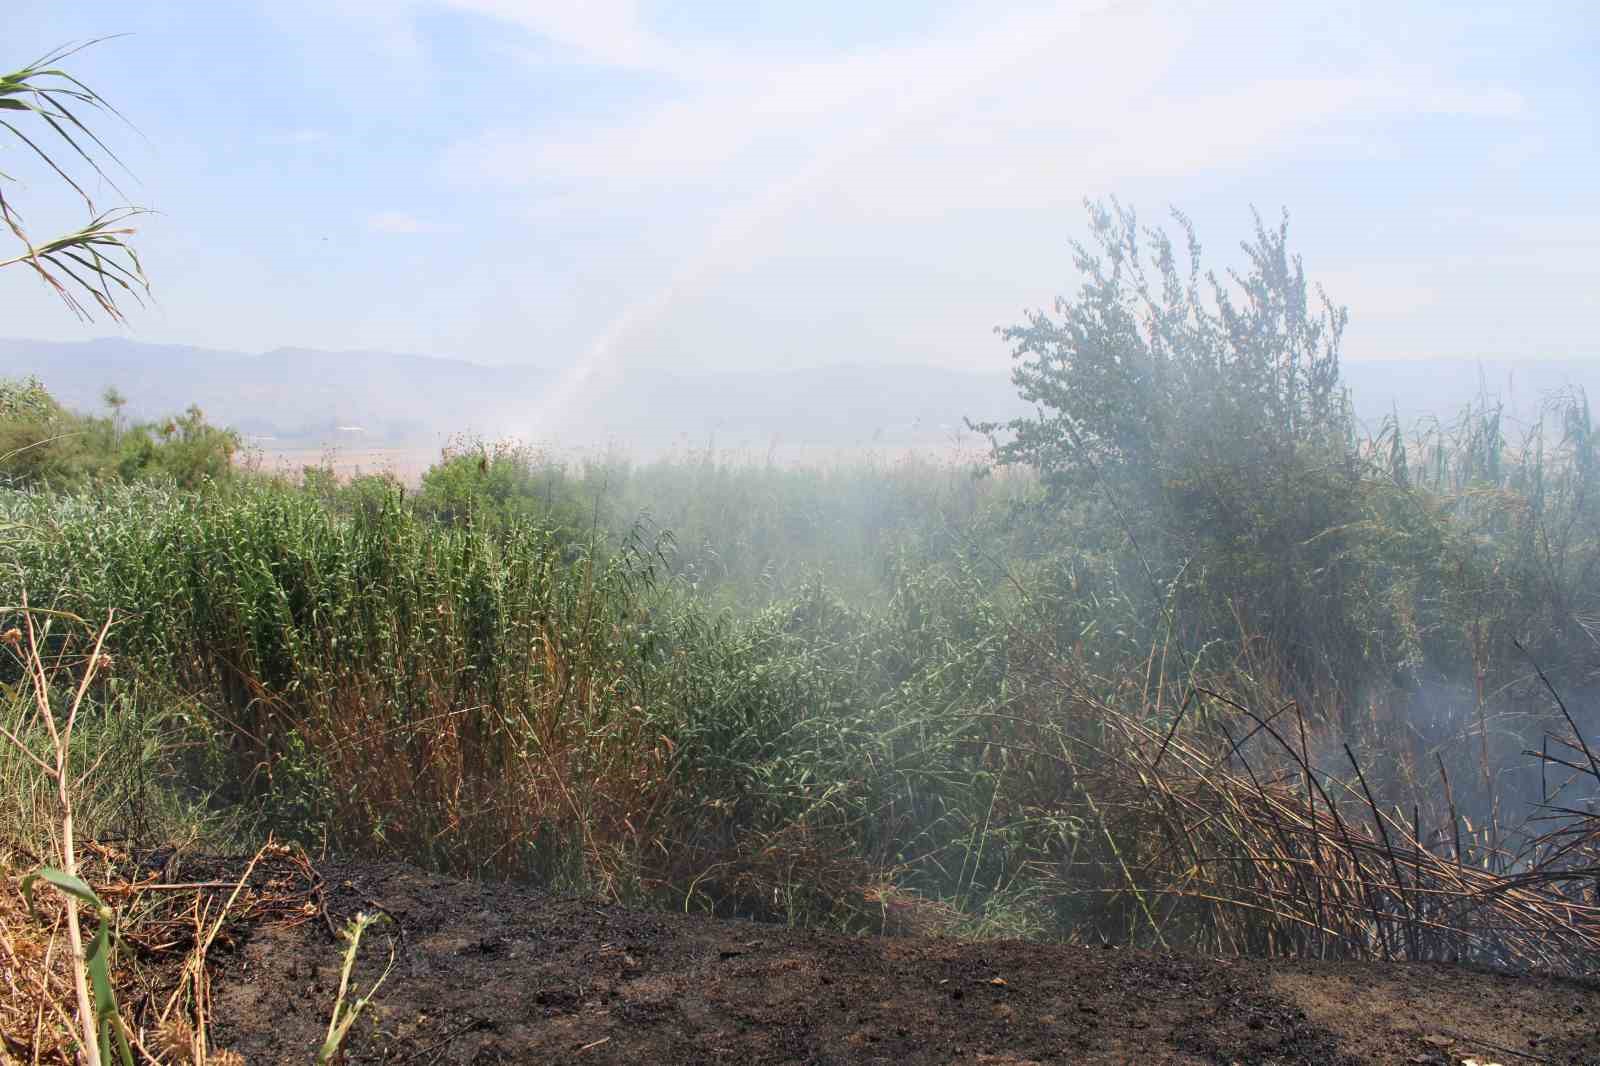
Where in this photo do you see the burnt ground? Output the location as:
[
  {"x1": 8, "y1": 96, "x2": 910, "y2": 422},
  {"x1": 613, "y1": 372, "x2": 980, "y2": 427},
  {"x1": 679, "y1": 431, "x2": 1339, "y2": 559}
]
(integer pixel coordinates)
[{"x1": 197, "y1": 862, "x2": 1598, "y2": 1065}]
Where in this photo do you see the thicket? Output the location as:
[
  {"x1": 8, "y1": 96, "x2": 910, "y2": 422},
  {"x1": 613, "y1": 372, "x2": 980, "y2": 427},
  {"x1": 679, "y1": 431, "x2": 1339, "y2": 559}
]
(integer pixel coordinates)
[
  {"x1": 399, "y1": 434, "x2": 1010, "y2": 608},
  {"x1": 0, "y1": 377, "x2": 240, "y2": 490},
  {"x1": 4, "y1": 207, "x2": 1597, "y2": 1006}
]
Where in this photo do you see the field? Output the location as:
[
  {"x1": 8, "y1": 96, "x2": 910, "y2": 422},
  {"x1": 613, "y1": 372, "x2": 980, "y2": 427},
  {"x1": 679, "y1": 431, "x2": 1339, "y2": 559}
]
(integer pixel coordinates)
[
  {"x1": 250, "y1": 444, "x2": 440, "y2": 486},
  {"x1": 249, "y1": 438, "x2": 996, "y2": 489}
]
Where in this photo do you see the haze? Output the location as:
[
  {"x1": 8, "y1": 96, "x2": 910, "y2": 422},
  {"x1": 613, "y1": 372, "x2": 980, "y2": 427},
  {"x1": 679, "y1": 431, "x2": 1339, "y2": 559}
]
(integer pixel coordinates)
[
  {"x1": 3, "y1": 1, "x2": 1595, "y2": 444},
  {"x1": 6, "y1": 4, "x2": 1600, "y2": 1016}
]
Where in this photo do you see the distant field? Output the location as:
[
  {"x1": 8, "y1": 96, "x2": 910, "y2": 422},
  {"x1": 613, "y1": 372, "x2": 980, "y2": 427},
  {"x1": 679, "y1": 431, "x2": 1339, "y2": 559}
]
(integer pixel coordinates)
[
  {"x1": 248, "y1": 443, "x2": 441, "y2": 485},
  {"x1": 249, "y1": 435, "x2": 995, "y2": 487}
]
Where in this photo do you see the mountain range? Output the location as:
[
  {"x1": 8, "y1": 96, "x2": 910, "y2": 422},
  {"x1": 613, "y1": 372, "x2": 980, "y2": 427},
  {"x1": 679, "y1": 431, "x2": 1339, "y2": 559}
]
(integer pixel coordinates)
[{"x1": 1, "y1": 336, "x2": 1594, "y2": 451}]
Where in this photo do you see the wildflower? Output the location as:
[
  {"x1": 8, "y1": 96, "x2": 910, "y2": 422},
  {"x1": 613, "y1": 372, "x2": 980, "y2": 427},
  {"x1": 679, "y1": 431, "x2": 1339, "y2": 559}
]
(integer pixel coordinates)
[{"x1": 1, "y1": 627, "x2": 21, "y2": 647}]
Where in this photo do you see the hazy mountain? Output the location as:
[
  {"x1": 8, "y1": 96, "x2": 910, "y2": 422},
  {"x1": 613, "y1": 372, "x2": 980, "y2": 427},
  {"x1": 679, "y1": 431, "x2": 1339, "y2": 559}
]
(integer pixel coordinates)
[
  {"x1": 0, "y1": 337, "x2": 548, "y2": 442},
  {"x1": 2, "y1": 337, "x2": 1593, "y2": 451},
  {"x1": 0, "y1": 337, "x2": 1031, "y2": 449}
]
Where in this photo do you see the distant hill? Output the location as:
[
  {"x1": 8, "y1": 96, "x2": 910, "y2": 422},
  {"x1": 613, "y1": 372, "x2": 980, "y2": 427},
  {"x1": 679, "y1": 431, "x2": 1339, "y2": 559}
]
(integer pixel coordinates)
[
  {"x1": 1, "y1": 337, "x2": 1593, "y2": 451},
  {"x1": 0, "y1": 337, "x2": 548, "y2": 443},
  {"x1": 0, "y1": 338, "x2": 1031, "y2": 450}
]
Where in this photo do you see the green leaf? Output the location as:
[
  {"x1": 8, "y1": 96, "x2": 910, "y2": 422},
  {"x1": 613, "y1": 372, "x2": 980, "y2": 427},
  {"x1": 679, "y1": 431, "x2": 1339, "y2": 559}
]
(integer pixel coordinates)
[
  {"x1": 21, "y1": 866, "x2": 133, "y2": 1064},
  {"x1": 88, "y1": 920, "x2": 134, "y2": 1066},
  {"x1": 20, "y1": 865, "x2": 103, "y2": 917}
]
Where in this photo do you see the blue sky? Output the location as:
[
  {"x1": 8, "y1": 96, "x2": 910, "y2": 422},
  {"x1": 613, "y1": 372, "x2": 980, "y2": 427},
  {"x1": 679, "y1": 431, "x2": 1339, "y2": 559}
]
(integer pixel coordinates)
[{"x1": 3, "y1": 1, "x2": 1596, "y2": 377}]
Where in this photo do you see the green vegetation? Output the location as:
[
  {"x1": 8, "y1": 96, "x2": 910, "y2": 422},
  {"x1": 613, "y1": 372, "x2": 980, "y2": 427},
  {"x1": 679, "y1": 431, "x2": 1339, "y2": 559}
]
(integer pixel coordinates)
[
  {"x1": 1, "y1": 40, "x2": 148, "y2": 321},
  {"x1": 4, "y1": 202, "x2": 1598, "y2": 1058},
  {"x1": 1, "y1": 376, "x2": 241, "y2": 490}
]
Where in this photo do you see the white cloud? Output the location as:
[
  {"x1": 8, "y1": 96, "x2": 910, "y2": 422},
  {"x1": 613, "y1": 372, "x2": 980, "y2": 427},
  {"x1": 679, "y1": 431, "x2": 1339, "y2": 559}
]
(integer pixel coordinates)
[
  {"x1": 439, "y1": 2, "x2": 1527, "y2": 228},
  {"x1": 446, "y1": 3, "x2": 1127, "y2": 191},
  {"x1": 404, "y1": 0, "x2": 1548, "y2": 429},
  {"x1": 224, "y1": 0, "x2": 1571, "y2": 395}
]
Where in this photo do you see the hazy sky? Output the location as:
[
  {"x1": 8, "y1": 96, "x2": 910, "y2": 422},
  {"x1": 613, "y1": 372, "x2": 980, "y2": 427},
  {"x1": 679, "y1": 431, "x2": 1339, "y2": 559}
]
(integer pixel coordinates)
[{"x1": 3, "y1": 1, "x2": 1595, "y2": 375}]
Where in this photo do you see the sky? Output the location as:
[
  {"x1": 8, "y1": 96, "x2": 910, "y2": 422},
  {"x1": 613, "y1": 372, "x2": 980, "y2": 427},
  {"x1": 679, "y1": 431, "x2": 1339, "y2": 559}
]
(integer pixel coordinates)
[{"x1": 2, "y1": 1, "x2": 1596, "y2": 378}]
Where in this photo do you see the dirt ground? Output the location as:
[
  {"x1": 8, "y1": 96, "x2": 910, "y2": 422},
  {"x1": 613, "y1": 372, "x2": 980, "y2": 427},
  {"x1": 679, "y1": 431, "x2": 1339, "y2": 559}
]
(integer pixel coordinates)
[{"x1": 167, "y1": 860, "x2": 1598, "y2": 1065}]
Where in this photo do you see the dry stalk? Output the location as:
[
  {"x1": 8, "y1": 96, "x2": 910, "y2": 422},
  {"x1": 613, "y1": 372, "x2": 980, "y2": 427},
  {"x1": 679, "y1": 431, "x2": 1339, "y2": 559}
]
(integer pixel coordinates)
[
  {"x1": 0, "y1": 599, "x2": 119, "y2": 1064},
  {"x1": 1006, "y1": 637, "x2": 1599, "y2": 972}
]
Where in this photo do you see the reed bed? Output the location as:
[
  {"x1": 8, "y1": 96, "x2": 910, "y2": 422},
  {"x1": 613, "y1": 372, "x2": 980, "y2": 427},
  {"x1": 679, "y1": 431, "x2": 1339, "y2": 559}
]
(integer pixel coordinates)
[
  {"x1": 2, "y1": 412, "x2": 1596, "y2": 983},
  {"x1": 1002, "y1": 643, "x2": 1600, "y2": 975}
]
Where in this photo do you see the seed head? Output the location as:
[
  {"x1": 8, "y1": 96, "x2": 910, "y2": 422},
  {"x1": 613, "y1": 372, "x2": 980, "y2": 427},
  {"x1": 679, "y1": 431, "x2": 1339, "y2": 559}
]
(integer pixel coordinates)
[{"x1": 157, "y1": 1016, "x2": 196, "y2": 1063}]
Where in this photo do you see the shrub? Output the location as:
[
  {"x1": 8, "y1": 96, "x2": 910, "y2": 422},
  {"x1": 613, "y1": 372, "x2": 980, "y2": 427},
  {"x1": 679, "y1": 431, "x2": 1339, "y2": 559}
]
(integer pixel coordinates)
[{"x1": 0, "y1": 378, "x2": 239, "y2": 490}]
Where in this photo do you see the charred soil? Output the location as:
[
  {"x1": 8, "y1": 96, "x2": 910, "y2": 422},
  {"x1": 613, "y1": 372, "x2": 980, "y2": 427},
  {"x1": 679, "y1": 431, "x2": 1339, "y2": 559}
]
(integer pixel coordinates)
[{"x1": 160, "y1": 859, "x2": 1600, "y2": 1065}]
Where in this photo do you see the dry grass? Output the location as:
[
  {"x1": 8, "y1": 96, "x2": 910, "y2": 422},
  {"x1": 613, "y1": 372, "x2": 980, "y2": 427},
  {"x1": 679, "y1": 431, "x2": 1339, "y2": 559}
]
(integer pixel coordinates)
[
  {"x1": 0, "y1": 858, "x2": 77, "y2": 1064},
  {"x1": 0, "y1": 839, "x2": 331, "y2": 1063},
  {"x1": 1004, "y1": 640, "x2": 1600, "y2": 974}
]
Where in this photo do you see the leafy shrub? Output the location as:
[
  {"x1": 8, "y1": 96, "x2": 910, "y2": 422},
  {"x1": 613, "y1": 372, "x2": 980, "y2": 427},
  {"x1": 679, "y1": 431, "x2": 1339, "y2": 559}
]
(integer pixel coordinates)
[
  {"x1": 415, "y1": 437, "x2": 598, "y2": 535},
  {"x1": 0, "y1": 377, "x2": 239, "y2": 490}
]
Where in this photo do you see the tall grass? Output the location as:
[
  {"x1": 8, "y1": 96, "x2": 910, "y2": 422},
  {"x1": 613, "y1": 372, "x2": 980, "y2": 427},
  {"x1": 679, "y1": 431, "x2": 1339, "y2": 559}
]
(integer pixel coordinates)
[
  {"x1": 0, "y1": 476, "x2": 1067, "y2": 932},
  {"x1": 2, "y1": 388, "x2": 1595, "y2": 973},
  {"x1": 6, "y1": 482, "x2": 680, "y2": 885},
  {"x1": 404, "y1": 437, "x2": 1026, "y2": 608}
]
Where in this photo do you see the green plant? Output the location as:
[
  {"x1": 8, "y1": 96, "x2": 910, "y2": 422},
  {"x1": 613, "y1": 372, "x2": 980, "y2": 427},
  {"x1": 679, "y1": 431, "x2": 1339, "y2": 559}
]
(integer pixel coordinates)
[
  {"x1": 1, "y1": 40, "x2": 149, "y2": 321},
  {"x1": 979, "y1": 200, "x2": 1348, "y2": 498},
  {"x1": 1, "y1": 377, "x2": 240, "y2": 489},
  {"x1": 19, "y1": 868, "x2": 131, "y2": 1066},
  {"x1": 317, "y1": 912, "x2": 394, "y2": 1065},
  {"x1": 415, "y1": 437, "x2": 598, "y2": 535},
  {"x1": 2, "y1": 321, "x2": 1594, "y2": 977}
]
